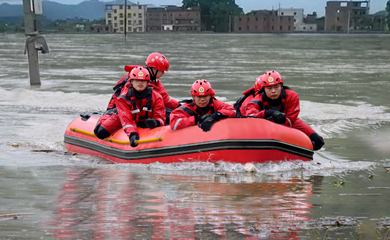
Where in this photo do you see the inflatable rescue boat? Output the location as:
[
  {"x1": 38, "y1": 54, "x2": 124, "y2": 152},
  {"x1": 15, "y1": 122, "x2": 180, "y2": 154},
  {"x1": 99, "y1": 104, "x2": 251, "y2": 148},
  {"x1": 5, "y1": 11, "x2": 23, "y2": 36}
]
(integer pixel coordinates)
[{"x1": 64, "y1": 114, "x2": 314, "y2": 164}]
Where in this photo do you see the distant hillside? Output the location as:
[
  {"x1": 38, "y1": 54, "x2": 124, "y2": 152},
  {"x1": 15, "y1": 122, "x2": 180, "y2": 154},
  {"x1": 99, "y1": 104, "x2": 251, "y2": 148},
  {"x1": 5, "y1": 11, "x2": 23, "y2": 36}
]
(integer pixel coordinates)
[
  {"x1": 43, "y1": 0, "x2": 107, "y2": 20},
  {"x1": 0, "y1": 3, "x2": 22, "y2": 18},
  {"x1": 0, "y1": 0, "x2": 120, "y2": 21},
  {"x1": 0, "y1": 16, "x2": 22, "y2": 24}
]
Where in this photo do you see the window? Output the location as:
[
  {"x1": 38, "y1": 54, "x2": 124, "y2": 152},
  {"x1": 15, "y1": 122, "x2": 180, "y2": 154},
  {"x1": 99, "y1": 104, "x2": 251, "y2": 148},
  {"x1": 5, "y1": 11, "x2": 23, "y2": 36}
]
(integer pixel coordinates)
[
  {"x1": 138, "y1": 20, "x2": 142, "y2": 25},
  {"x1": 139, "y1": 13, "x2": 142, "y2": 18},
  {"x1": 120, "y1": 20, "x2": 124, "y2": 25},
  {"x1": 138, "y1": 6, "x2": 142, "y2": 9},
  {"x1": 107, "y1": 13, "x2": 112, "y2": 18},
  {"x1": 119, "y1": 5, "x2": 123, "y2": 9},
  {"x1": 281, "y1": 12, "x2": 284, "y2": 15},
  {"x1": 120, "y1": 13, "x2": 123, "y2": 18}
]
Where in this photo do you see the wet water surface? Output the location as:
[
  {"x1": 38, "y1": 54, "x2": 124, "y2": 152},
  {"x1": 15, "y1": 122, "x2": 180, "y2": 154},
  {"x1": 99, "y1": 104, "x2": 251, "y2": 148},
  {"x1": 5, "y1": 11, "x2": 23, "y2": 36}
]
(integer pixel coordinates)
[{"x1": 0, "y1": 33, "x2": 390, "y2": 239}]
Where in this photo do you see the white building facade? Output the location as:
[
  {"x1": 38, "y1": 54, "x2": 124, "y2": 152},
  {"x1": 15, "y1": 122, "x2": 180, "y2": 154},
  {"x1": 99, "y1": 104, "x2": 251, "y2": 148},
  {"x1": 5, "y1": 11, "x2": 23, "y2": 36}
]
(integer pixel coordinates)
[
  {"x1": 278, "y1": 8, "x2": 317, "y2": 32},
  {"x1": 105, "y1": 4, "x2": 147, "y2": 33}
]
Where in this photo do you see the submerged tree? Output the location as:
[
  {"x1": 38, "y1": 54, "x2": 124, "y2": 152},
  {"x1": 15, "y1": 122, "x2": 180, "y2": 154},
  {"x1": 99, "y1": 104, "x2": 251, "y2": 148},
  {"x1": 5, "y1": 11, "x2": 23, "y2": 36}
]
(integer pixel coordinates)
[{"x1": 182, "y1": 0, "x2": 243, "y2": 32}]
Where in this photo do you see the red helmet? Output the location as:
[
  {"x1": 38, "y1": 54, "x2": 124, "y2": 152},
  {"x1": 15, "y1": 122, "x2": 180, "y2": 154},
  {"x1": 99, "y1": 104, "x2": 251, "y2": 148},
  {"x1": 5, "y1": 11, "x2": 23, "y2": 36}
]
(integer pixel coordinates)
[
  {"x1": 254, "y1": 74, "x2": 264, "y2": 92},
  {"x1": 129, "y1": 66, "x2": 150, "y2": 81},
  {"x1": 145, "y1": 52, "x2": 169, "y2": 71},
  {"x1": 191, "y1": 79, "x2": 215, "y2": 96},
  {"x1": 261, "y1": 71, "x2": 283, "y2": 88}
]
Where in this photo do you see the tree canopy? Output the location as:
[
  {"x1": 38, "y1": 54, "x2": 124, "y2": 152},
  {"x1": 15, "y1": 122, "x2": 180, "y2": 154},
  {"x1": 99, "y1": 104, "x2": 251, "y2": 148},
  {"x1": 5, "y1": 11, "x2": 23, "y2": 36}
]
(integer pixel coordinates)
[{"x1": 182, "y1": 0, "x2": 243, "y2": 32}]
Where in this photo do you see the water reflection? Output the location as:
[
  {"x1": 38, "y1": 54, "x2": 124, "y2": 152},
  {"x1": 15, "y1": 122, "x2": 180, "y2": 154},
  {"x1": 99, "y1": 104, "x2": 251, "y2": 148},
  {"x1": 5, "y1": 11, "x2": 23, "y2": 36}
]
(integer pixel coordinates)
[{"x1": 43, "y1": 167, "x2": 322, "y2": 239}]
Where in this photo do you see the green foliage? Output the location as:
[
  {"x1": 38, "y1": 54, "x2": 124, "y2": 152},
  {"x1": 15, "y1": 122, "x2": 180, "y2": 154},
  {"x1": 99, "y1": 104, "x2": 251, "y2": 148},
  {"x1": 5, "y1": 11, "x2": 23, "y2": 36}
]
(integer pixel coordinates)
[
  {"x1": 0, "y1": 20, "x2": 24, "y2": 33},
  {"x1": 182, "y1": 0, "x2": 243, "y2": 32},
  {"x1": 0, "y1": 22, "x2": 5, "y2": 32}
]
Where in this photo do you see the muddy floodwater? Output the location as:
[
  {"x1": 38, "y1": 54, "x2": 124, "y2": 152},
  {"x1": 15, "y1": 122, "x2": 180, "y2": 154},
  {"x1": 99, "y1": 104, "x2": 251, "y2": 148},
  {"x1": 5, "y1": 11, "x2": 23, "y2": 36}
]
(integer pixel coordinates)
[{"x1": 0, "y1": 33, "x2": 390, "y2": 239}]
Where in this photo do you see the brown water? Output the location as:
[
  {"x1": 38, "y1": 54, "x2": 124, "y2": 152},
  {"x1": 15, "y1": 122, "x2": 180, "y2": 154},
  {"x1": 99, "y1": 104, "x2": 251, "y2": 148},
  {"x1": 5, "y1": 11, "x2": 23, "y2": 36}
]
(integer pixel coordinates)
[{"x1": 0, "y1": 33, "x2": 390, "y2": 239}]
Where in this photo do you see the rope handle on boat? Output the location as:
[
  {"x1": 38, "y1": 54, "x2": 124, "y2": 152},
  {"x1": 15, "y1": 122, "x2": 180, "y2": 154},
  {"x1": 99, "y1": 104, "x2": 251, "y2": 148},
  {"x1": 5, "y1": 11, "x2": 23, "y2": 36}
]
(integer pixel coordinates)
[{"x1": 69, "y1": 127, "x2": 163, "y2": 144}]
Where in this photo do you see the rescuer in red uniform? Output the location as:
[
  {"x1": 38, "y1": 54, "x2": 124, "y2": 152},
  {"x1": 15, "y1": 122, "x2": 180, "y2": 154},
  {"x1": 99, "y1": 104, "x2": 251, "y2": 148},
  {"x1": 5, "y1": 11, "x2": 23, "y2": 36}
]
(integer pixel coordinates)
[
  {"x1": 170, "y1": 79, "x2": 236, "y2": 132},
  {"x1": 94, "y1": 67, "x2": 166, "y2": 147},
  {"x1": 106, "y1": 52, "x2": 180, "y2": 117},
  {"x1": 233, "y1": 75, "x2": 263, "y2": 117},
  {"x1": 245, "y1": 71, "x2": 324, "y2": 150}
]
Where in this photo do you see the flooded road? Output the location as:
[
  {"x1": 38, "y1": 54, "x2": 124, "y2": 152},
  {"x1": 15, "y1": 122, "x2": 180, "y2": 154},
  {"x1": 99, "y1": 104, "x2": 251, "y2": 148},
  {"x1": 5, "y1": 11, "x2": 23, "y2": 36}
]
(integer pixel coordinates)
[{"x1": 0, "y1": 33, "x2": 390, "y2": 239}]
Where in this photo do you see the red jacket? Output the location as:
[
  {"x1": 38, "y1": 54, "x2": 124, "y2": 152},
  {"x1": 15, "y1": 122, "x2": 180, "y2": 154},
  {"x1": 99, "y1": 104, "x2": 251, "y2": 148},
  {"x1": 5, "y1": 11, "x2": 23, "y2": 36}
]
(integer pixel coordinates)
[
  {"x1": 149, "y1": 79, "x2": 180, "y2": 109},
  {"x1": 107, "y1": 75, "x2": 179, "y2": 110},
  {"x1": 170, "y1": 98, "x2": 236, "y2": 130},
  {"x1": 245, "y1": 89, "x2": 300, "y2": 127},
  {"x1": 116, "y1": 84, "x2": 166, "y2": 136}
]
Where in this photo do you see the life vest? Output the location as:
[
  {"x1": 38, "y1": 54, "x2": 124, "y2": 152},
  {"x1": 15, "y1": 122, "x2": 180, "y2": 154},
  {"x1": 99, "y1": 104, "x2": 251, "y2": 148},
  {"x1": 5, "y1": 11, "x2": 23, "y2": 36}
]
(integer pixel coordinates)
[
  {"x1": 233, "y1": 88, "x2": 256, "y2": 118},
  {"x1": 179, "y1": 98, "x2": 216, "y2": 116},
  {"x1": 254, "y1": 86, "x2": 291, "y2": 112},
  {"x1": 123, "y1": 86, "x2": 153, "y2": 122},
  {"x1": 113, "y1": 76, "x2": 130, "y2": 98}
]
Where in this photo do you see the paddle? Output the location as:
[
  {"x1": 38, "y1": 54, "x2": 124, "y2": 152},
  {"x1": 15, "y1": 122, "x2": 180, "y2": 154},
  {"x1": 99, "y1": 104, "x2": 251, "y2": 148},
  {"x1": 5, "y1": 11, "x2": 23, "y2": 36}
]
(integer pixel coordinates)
[{"x1": 69, "y1": 127, "x2": 163, "y2": 145}]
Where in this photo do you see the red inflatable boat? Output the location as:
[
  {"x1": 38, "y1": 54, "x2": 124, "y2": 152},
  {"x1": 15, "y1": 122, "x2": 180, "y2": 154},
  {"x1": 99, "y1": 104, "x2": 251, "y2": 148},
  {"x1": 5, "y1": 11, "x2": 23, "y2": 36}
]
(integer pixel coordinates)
[{"x1": 64, "y1": 114, "x2": 314, "y2": 164}]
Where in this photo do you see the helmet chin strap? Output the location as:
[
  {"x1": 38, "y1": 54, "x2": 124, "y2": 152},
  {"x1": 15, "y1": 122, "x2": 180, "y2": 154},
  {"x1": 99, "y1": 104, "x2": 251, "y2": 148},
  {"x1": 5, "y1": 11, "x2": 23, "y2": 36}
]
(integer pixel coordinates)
[{"x1": 147, "y1": 67, "x2": 157, "y2": 82}]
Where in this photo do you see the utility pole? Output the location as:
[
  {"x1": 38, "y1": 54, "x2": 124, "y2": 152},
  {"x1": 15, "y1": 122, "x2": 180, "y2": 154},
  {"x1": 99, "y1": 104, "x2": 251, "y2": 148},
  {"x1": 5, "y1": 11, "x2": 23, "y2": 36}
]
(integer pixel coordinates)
[
  {"x1": 278, "y1": 3, "x2": 281, "y2": 33},
  {"x1": 124, "y1": 0, "x2": 127, "y2": 44},
  {"x1": 23, "y1": 0, "x2": 49, "y2": 86}
]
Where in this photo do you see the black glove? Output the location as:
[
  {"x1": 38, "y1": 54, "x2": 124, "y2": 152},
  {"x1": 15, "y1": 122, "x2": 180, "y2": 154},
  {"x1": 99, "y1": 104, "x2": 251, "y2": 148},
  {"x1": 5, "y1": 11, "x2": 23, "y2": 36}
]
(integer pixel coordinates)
[
  {"x1": 194, "y1": 114, "x2": 210, "y2": 124},
  {"x1": 129, "y1": 132, "x2": 140, "y2": 148},
  {"x1": 264, "y1": 107, "x2": 280, "y2": 117},
  {"x1": 265, "y1": 110, "x2": 286, "y2": 124},
  {"x1": 144, "y1": 118, "x2": 160, "y2": 129},
  {"x1": 309, "y1": 132, "x2": 324, "y2": 151},
  {"x1": 200, "y1": 112, "x2": 223, "y2": 132},
  {"x1": 271, "y1": 111, "x2": 286, "y2": 124}
]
